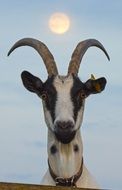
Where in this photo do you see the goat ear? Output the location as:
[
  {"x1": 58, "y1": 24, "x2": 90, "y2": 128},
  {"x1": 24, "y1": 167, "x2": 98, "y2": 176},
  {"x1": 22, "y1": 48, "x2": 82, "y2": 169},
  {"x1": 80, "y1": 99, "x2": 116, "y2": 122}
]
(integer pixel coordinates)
[
  {"x1": 84, "y1": 77, "x2": 107, "y2": 95},
  {"x1": 21, "y1": 71, "x2": 43, "y2": 94}
]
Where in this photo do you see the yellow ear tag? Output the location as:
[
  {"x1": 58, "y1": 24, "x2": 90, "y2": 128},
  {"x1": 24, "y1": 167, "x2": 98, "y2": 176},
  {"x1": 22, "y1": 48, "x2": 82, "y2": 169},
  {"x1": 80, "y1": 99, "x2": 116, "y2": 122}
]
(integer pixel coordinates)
[
  {"x1": 91, "y1": 74, "x2": 101, "y2": 92},
  {"x1": 91, "y1": 74, "x2": 96, "y2": 80}
]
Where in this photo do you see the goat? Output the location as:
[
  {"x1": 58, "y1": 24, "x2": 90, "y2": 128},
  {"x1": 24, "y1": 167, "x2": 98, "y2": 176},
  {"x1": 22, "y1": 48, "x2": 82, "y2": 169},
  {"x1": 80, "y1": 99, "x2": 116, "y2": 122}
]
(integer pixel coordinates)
[{"x1": 8, "y1": 38, "x2": 110, "y2": 188}]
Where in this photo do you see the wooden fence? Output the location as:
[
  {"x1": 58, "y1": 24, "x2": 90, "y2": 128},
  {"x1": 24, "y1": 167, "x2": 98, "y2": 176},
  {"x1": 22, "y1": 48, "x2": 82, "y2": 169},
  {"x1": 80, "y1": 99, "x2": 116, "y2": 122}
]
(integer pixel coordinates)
[{"x1": 0, "y1": 182, "x2": 101, "y2": 190}]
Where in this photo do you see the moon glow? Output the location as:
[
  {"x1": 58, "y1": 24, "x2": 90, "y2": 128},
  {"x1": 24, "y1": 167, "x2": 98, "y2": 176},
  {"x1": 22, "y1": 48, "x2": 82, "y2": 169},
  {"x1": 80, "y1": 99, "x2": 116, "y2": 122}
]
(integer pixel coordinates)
[{"x1": 49, "y1": 13, "x2": 70, "y2": 34}]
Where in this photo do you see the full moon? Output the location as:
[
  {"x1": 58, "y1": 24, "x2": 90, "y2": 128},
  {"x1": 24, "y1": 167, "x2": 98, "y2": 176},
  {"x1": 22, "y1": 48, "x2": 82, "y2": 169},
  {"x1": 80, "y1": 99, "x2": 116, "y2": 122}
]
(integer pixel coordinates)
[{"x1": 49, "y1": 13, "x2": 70, "y2": 34}]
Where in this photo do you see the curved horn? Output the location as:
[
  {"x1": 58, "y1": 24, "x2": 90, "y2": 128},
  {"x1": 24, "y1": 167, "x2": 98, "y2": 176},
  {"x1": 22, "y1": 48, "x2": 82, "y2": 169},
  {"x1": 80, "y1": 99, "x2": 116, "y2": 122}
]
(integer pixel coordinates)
[
  {"x1": 8, "y1": 38, "x2": 58, "y2": 76},
  {"x1": 68, "y1": 39, "x2": 110, "y2": 75}
]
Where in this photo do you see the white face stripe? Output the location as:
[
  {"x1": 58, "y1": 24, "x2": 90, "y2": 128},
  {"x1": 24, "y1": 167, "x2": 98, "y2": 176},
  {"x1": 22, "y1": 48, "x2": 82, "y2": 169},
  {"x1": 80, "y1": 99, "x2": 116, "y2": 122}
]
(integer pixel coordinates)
[
  {"x1": 42, "y1": 75, "x2": 85, "y2": 132},
  {"x1": 54, "y1": 75, "x2": 74, "y2": 125}
]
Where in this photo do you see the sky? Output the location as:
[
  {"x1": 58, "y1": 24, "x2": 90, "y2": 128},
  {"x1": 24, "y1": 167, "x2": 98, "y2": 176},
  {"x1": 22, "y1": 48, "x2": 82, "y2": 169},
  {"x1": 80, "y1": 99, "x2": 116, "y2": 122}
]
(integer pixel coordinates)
[{"x1": 0, "y1": 0, "x2": 122, "y2": 189}]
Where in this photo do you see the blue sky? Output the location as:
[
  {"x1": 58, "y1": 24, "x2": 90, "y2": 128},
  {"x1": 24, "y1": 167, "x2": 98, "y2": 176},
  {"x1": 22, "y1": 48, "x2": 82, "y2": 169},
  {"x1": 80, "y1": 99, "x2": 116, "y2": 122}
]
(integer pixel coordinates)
[{"x1": 0, "y1": 1, "x2": 122, "y2": 189}]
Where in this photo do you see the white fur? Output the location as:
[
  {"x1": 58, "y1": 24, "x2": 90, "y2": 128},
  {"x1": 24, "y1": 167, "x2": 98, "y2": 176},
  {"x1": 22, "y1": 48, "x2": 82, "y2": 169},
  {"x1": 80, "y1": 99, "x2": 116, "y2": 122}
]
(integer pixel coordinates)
[
  {"x1": 41, "y1": 75, "x2": 100, "y2": 188},
  {"x1": 74, "y1": 102, "x2": 85, "y2": 130},
  {"x1": 43, "y1": 103, "x2": 53, "y2": 130},
  {"x1": 41, "y1": 130, "x2": 99, "y2": 189},
  {"x1": 54, "y1": 75, "x2": 74, "y2": 125}
]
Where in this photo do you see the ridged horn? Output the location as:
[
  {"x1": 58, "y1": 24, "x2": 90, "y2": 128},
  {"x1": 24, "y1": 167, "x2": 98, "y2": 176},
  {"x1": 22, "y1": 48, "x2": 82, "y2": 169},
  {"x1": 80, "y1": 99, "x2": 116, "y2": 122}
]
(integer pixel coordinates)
[
  {"x1": 68, "y1": 39, "x2": 110, "y2": 75},
  {"x1": 8, "y1": 38, "x2": 58, "y2": 76}
]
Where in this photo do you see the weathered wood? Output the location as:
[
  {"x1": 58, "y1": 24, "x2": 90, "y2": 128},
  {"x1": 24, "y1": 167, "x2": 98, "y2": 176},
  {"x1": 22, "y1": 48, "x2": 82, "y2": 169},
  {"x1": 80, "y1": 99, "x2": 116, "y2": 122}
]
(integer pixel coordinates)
[{"x1": 0, "y1": 182, "x2": 101, "y2": 190}]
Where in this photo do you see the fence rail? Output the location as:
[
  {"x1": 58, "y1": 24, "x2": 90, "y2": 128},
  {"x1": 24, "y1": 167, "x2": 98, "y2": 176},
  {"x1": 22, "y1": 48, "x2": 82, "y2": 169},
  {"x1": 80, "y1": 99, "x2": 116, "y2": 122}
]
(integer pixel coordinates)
[{"x1": 0, "y1": 182, "x2": 101, "y2": 190}]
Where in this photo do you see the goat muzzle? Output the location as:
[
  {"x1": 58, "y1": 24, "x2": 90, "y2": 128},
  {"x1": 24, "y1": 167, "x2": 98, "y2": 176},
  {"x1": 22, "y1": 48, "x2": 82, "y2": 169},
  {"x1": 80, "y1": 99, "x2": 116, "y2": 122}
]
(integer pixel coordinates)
[{"x1": 54, "y1": 121, "x2": 76, "y2": 144}]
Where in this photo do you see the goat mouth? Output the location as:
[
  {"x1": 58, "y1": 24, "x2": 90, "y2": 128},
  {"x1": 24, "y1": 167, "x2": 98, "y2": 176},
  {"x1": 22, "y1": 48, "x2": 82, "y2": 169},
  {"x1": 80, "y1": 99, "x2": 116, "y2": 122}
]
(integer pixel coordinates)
[{"x1": 54, "y1": 131, "x2": 76, "y2": 144}]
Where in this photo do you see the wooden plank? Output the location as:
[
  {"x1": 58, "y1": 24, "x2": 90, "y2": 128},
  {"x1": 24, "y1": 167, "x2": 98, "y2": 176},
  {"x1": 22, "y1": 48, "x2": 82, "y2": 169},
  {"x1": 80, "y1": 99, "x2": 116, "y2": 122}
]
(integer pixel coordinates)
[{"x1": 0, "y1": 182, "x2": 100, "y2": 190}]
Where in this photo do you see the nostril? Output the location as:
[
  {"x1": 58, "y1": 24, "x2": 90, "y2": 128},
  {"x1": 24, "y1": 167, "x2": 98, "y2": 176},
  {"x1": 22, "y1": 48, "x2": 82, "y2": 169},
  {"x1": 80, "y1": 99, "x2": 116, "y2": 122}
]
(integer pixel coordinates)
[
  {"x1": 64, "y1": 122, "x2": 72, "y2": 129},
  {"x1": 61, "y1": 122, "x2": 68, "y2": 129}
]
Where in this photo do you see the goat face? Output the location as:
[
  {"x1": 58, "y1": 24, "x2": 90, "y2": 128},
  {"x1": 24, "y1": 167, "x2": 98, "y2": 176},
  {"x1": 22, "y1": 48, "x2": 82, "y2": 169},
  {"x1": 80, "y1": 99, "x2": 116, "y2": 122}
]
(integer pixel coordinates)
[
  {"x1": 21, "y1": 71, "x2": 107, "y2": 144},
  {"x1": 8, "y1": 38, "x2": 109, "y2": 144}
]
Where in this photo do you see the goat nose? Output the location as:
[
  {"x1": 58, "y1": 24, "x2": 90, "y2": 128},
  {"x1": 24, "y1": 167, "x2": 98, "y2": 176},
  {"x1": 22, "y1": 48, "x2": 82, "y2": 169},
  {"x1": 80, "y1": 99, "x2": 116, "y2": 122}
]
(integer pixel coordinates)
[
  {"x1": 54, "y1": 121, "x2": 76, "y2": 144},
  {"x1": 56, "y1": 121, "x2": 74, "y2": 130}
]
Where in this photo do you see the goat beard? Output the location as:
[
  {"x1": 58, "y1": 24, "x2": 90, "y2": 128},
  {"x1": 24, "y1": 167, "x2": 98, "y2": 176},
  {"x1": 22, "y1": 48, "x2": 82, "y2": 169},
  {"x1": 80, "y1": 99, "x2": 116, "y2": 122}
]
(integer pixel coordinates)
[{"x1": 54, "y1": 130, "x2": 76, "y2": 144}]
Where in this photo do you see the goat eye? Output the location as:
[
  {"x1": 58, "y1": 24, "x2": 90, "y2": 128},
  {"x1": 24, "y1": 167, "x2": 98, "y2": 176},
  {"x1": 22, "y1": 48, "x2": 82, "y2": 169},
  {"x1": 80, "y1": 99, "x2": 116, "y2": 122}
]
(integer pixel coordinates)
[
  {"x1": 41, "y1": 92, "x2": 48, "y2": 100},
  {"x1": 80, "y1": 91, "x2": 86, "y2": 99}
]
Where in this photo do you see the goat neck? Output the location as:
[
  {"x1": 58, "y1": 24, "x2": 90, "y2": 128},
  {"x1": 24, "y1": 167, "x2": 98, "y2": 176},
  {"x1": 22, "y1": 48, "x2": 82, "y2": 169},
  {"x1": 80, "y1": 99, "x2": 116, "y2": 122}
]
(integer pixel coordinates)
[{"x1": 48, "y1": 129, "x2": 83, "y2": 178}]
